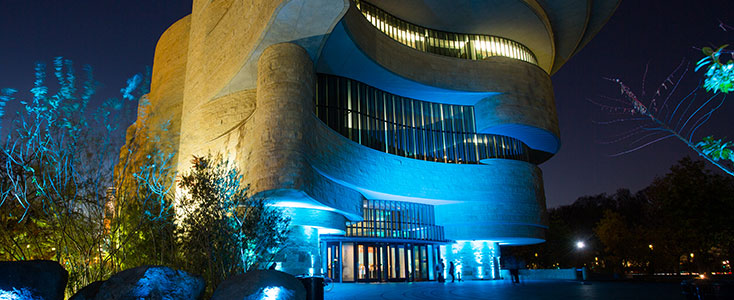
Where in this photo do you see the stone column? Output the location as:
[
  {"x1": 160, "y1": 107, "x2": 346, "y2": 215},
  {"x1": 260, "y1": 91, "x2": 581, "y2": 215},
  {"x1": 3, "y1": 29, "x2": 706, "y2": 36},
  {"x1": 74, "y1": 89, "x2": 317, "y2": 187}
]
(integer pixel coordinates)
[
  {"x1": 252, "y1": 43, "x2": 321, "y2": 275},
  {"x1": 249, "y1": 42, "x2": 314, "y2": 195}
]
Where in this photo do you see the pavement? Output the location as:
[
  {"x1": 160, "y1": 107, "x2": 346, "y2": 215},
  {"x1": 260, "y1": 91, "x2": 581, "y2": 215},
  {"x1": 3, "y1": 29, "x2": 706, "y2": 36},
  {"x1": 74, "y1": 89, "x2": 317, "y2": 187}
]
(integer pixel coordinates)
[{"x1": 326, "y1": 279, "x2": 684, "y2": 299}]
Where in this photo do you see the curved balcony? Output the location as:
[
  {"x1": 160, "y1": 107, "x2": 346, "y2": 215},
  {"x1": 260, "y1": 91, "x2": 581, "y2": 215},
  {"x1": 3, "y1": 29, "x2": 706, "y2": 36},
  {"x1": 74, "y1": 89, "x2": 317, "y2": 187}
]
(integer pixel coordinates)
[
  {"x1": 317, "y1": 5, "x2": 560, "y2": 154},
  {"x1": 315, "y1": 74, "x2": 531, "y2": 164},
  {"x1": 347, "y1": 199, "x2": 447, "y2": 242},
  {"x1": 354, "y1": 0, "x2": 537, "y2": 66}
]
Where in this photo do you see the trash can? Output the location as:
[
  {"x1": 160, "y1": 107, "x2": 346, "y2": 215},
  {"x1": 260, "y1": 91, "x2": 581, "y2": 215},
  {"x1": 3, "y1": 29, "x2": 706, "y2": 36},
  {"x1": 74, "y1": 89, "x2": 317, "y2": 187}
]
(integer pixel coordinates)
[
  {"x1": 299, "y1": 276, "x2": 324, "y2": 300},
  {"x1": 575, "y1": 268, "x2": 587, "y2": 281}
]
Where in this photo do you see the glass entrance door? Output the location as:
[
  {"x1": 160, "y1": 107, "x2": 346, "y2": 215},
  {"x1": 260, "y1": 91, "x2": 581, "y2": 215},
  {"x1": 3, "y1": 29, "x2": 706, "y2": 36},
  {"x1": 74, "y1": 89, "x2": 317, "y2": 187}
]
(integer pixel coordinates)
[
  {"x1": 328, "y1": 240, "x2": 443, "y2": 282},
  {"x1": 357, "y1": 243, "x2": 382, "y2": 281},
  {"x1": 388, "y1": 244, "x2": 408, "y2": 281},
  {"x1": 325, "y1": 243, "x2": 340, "y2": 280}
]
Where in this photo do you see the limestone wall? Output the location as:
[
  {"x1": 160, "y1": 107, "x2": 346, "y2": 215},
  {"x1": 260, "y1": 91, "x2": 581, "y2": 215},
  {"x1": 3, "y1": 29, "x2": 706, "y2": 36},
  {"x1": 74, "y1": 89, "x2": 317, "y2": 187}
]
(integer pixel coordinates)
[
  {"x1": 177, "y1": 0, "x2": 349, "y2": 176},
  {"x1": 148, "y1": 15, "x2": 190, "y2": 160},
  {"x1": 142, "y1": 0, "x2": 551, "y2": 244}
]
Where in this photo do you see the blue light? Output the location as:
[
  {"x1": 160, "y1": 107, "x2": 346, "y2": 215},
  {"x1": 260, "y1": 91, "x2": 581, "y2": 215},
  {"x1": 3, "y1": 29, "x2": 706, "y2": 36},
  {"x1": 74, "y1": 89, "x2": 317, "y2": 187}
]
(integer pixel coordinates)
[
  {"x1": 258, "y1": 286, "x2": 294, "y2": 300},
  {"x1": 0, "y1": 288, "x2": 41, "y2": 300},
  {"x1": 262, "y1": 287, "x2": 281, "y2": 300}
]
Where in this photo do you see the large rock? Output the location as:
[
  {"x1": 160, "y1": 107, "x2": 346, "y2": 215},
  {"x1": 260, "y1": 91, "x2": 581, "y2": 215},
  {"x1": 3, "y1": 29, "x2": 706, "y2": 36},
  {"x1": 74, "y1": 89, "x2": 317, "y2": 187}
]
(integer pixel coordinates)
[
  {"x1": 69, "y1": 280, "x2": 104, "y2": 300},
  {"x1": 0, "y1": 260, "x2": 68, "y2": 300},
  {"x1": 211, "y1": 270, "x2": 305, "y2": 300},
  {"x1": 93, "y1": 266, "x2": 204, "y2": 300}
]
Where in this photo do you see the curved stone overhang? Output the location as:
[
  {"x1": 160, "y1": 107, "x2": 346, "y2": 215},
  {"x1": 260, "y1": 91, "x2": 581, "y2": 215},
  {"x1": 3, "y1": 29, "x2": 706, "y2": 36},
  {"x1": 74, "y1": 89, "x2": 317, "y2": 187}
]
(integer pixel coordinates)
[
  {"x1": 366, "y1": 0, "x2": 554, "y2": 72},
  {"x1": 178, "y1": 0, "x2": 349, "y2": 178},
  {"x1": 350, "y1": 0, "x2": 620, "y2": 75},
  {"x1": 211, "y1": 0, "x2": 350, "y2": 98},
  {"x1": 303, "y1": 109, "x2": 548, "y2": 245},
  {"x1": 317, "y1": 5, "x2": 560, "y2": 154}
]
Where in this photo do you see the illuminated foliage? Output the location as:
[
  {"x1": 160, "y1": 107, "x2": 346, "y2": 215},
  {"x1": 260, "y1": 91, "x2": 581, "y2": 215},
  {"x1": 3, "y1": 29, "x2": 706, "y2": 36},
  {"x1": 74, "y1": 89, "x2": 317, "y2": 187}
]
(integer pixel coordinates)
[
  {"x1": 0, "y1": 58, "x2": 178, "y2": 295},
  {"x1": 593, "y1": 64, "x2": 733, "y2": 176},
  {"x1": 697, "y1": 45, "x2": 734, "y2": 94},
  {"x1": 593, "y1": 24, "x2": 733, "y2": 177},
  {"x1": 695, "y1": 136, "x2": 734, "y2": 163},
  {"x1": 175, "y1": 154, "x2": 290, "y2": 296}
]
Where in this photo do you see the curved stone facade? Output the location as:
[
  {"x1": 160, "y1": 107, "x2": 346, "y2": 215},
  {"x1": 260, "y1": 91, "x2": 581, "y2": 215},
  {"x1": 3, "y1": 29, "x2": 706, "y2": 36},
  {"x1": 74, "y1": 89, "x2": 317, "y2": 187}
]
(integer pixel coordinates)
[
  {"x1": 147, "y1": 15, "x2": 190, "y2": 148},
  {"x1": 122, "y1": 0, "x2": 619, "y2": 281},
  {"x1": 335, "y1": 5, "x2": 560, "y2": 153},
  {"x1": 308, "y1": 112, "x2": 548, "y2": 244}
]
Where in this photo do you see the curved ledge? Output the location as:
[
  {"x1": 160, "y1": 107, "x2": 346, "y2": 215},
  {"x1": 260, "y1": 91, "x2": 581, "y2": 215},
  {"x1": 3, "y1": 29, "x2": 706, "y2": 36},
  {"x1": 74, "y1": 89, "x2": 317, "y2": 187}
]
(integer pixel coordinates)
[
  {"x1": 317, "y1": 6, "x2": 560, "y2": 151},
  {"x1": 354, "y1": 0, "x2": 538, "y2": 66},
  {"x1": 306, "y1": 112, "x2": 548, "y2": 243},
  {"x1": 337, "y1": 5, "x2": 554, "y2": 95}
]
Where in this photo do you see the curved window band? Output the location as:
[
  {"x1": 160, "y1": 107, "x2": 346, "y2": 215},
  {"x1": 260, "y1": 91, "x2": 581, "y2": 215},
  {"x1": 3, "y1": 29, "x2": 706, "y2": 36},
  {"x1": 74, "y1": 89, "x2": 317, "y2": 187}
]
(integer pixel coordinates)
[
  {"x1": 354, "y1": 0, "x2": 538, "y2": 65},
  {"x1": 347, "y1": 199, "x2": 446, "y2": 242},
  {"x1": 315, "y1": 74, "x2": 531, "y2": 164}
]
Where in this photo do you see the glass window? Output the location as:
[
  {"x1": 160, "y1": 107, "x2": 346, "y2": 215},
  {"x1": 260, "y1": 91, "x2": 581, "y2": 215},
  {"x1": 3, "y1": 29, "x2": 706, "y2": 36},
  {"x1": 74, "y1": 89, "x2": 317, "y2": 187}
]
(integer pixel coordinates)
[{"x1": 314, "y1": 74, "x2": 531, "y2": 164}]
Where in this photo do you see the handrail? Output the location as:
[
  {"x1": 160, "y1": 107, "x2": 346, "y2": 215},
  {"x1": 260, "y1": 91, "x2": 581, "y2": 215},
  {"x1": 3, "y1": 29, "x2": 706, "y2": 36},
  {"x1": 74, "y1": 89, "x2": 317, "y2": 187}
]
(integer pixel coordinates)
[{"x1": 354, "y1": 0, "x2": 538, "y2": 65}]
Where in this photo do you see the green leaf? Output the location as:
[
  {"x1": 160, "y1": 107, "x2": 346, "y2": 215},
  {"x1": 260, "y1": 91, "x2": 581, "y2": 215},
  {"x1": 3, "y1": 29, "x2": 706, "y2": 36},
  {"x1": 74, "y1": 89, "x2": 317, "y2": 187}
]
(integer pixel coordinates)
[{"x1": 703, "y1": 47, "x2": 714, "y2": 56}]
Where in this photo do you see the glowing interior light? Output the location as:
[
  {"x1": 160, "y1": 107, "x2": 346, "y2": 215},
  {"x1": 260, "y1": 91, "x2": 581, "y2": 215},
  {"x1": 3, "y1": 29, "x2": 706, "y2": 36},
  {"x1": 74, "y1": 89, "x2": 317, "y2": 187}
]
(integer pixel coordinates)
[{"x1": 360, "y1": 4, "x2": 533, "y2": 64}]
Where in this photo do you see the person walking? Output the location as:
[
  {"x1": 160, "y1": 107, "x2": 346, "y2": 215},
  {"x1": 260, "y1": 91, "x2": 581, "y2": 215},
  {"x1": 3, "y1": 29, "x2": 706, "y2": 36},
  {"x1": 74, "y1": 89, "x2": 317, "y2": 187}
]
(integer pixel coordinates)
[
  {"x1": 506, "y1": 256, "x2": 520, "y2": 284},
  {"x1": 449, "y1": 261, "x2": 456, "y2": 282},
  {"x1": 436, "y1": 259, "x2": 446, "y2": 282}
]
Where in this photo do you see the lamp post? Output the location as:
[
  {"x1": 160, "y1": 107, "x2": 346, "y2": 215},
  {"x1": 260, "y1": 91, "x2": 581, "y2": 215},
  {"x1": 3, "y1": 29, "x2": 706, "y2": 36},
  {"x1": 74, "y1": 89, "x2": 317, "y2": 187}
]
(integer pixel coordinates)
[
  {"x1": 575, "y1": 240, "x2": 587, "y2": 282},
  {"x1": 648, "y1": 244, "x2": 654, "y2": 275}
]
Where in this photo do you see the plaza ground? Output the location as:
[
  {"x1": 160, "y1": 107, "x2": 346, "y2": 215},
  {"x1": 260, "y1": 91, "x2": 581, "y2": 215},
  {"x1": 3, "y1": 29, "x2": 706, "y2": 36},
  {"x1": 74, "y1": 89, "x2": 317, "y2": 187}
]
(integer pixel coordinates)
[{"x1": 326, "y1": 279, "x2": 684, "y2": 299}]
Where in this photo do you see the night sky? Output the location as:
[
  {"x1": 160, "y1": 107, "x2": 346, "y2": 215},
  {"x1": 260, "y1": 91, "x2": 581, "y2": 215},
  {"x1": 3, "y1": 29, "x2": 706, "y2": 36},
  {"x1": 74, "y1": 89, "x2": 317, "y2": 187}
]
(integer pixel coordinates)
[{"x1": 1, "y1": 0, "x2": 732, "y2": 208}]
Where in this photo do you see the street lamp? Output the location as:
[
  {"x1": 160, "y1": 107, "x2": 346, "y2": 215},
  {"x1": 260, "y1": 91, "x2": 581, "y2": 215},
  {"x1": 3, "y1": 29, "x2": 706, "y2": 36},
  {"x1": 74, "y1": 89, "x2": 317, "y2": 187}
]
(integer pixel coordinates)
[
  {"x1": 576, "y1": 241, "x2": 585, "y2": 249},
  {"x1": 575, "y1": 240, "x2": 587, "y2": 282}
]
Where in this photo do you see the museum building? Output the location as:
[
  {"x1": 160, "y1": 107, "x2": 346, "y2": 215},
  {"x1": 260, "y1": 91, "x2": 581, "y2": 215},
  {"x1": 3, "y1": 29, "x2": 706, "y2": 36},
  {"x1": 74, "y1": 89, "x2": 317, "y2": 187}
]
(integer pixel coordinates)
[{"x1": 135, "y1": 0, "x2": 619, "y2": 282}]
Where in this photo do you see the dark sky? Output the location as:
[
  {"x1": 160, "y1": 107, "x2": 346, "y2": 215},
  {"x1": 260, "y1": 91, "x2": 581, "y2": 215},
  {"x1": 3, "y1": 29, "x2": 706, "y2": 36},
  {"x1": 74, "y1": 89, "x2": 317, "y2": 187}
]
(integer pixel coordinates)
[
  {"x1": 1, "y1": 0, "x2": 732, "y2": 208},
  {"x1": 544, "y1": 0, "x2": 734, "y2": 207}
]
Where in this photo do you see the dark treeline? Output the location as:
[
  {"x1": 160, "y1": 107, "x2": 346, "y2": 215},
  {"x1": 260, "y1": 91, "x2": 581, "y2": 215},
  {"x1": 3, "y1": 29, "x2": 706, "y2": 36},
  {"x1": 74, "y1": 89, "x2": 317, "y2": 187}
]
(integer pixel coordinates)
[{"x1": 503, "y1": 157, "x2": 734, "y2": 275}]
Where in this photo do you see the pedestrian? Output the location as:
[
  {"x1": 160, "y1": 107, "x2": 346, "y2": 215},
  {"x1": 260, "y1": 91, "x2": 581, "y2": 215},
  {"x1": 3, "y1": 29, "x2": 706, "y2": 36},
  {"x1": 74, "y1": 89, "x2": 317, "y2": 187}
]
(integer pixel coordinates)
[
  {"x1": 506, "y1": 256, "x2": 520, "y2": 284},
  {"x1": 436, "y1": 259, "x2": 445, "y2": 282},
  {"x1": 449, "y1": 261, "x2": 456, "y2": 282}
]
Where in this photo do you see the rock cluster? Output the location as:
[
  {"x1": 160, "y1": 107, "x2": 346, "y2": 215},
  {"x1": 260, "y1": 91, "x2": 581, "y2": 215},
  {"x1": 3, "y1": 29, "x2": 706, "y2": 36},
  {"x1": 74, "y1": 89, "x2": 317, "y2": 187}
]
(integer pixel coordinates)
[
  {"x1": 71, "y1": 266, "x2": 204, "y2": 300},
  {"x1": 0, "y1": 260, "x2": 68, "y2": 300},
  {"x1": 1, "y1": 261, "x2": 306, "y2": 300}
]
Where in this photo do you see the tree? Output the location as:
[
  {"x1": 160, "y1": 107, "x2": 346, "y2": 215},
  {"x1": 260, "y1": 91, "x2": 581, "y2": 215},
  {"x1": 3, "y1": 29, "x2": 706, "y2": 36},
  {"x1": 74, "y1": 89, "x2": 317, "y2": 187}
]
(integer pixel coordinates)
[
  {"x1": 644, "y1": 157, "x2": 734, "y2": 273},
  {"x1": 593, "y1": 38, "x2": 733, "y2": 176},
  {"x1": 175, "y1": 154, "x2": 290, "y2": 296},
  {"x1": 0, "y1": 58, "x2": 178, "y2": 294},
  {"x1": 595, "y1": 210, "x2": 648, "y2": 274}
]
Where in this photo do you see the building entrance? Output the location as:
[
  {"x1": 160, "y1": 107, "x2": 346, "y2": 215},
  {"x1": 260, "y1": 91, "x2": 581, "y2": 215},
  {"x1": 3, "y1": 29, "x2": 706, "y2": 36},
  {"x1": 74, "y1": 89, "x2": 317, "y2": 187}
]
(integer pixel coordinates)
[{"x1": 324, "y1": 240, "x2": 440, "y2": 282}]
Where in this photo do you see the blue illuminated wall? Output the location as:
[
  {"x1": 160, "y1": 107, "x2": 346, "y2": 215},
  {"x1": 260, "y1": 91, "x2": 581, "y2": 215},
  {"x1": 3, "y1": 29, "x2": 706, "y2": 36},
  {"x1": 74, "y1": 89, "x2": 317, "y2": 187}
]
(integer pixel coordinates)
[{"x1": 441, "y1": 241, "x2": 501, "y2": 280}]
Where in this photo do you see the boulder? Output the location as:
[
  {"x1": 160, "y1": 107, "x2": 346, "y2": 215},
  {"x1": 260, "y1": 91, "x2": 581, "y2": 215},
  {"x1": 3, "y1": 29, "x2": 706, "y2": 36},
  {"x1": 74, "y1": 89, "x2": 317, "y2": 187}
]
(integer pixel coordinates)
[
  {"x1": 93, "y1": 266, "x2": 204, "y2": 300},
  {"x1": 0, "y1": 260, "x2": 68, "y2": 300},
  {"x1": 69, "y1": 280, "x2": 104, "y2": 300},
  {"x1": 211, "y1": 270, "x2": 305, "y2": 300}
]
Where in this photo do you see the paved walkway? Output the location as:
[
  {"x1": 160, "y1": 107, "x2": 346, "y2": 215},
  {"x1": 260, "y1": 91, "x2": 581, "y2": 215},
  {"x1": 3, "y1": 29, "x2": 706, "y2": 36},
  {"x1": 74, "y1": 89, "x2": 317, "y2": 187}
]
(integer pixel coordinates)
[{"x1": 326, "y1": 280, "x2": 684, "y2": 300}]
